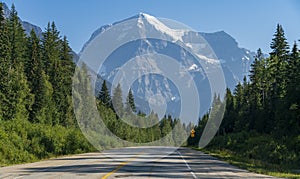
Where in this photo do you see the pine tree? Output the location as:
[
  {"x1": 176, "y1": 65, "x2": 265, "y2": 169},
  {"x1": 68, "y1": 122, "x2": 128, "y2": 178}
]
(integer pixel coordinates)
[
  {"x1": 233, "y1": 82, "x2": 249, "y2": 132},
  {"x1": 0, "y1": 3, "x2": 4, "y2": 23},
  {"x1": 172, "y1": 118, "x2": 187, "y2": 146},
  {"x1": 265, "y1": 25, "x2": 290, "y2": 135},
  {"x1": 1, "y1": 4, "x2": 33, "y2": 121},
  {"x1": 112, "y1": 83, "x2": 124, "y2": 118},
  {"x1": 73, "y1": 63, "x2": 96, "y2": 129},
  {"x1": 60, "y1": 36, "x2": 75, "y2": 92},
  {"x1": 6, "y1": 66, "x2": 33, "y2": 121},
  {"x1": 0, "y1": 2, "x2": 10, "y2": 120},
  {"x1": 42, "y1": 22, "x2": 75, "y2": 125},
  {"x1": 269, "y1": 24, "x2": 289, "y2": 99},
  {"x1": 148, "y1": 111, "x2": 161, "y2": 141},
  {"x1": 59, "y1": 35, "x2": 75, "y2": 126},
  {"x1": 220, "y1": 88, "x2": 235, "y2": 134},
  {"x1": 248, "y1": 49, "x2": 270, "y2": 132},
  {"x1": 7, "y1": 4, "x2": 27, "y2": 65},
  {"x1": 160, "y1": 116, "x2": 174, "y2": 145},
  {"x1": 98, "y1": 80, "x2": 112, "y2": 108},
  {"x1": 287, "y1": 42, "x2": 300, "y2": 96},
  {"x1": 285, "y1": 42, "x2": 300, "y2": 136},
  {"x1": 270, "y1": 24, "x2": 290, "y2": 59},
  {"x1": 42, "y1": 22, "x2": 61, "y2": 76},
  {"x1": 125, "y1": 89, "x2": 136, "y2": 113},
  {"x1": 26, "y1": 30, "x2": 56, "y2": 124}
]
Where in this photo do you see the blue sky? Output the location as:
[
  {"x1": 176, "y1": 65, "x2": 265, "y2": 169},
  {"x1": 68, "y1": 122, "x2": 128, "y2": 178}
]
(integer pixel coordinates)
[{"x1": 1, "y1": 0, "x2": 300, "y2": 53}]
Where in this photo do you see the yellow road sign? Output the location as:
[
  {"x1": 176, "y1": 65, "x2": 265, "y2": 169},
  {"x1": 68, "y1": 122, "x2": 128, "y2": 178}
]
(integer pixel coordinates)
[{"x1": 190, "y1": 129, "x2": 195, "y2": 138}]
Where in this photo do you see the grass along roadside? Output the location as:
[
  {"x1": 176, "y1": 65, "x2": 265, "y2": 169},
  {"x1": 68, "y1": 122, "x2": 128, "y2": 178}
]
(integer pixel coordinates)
[{"x1": 191, "y1": 147, "x2": 300, "y2": 179}]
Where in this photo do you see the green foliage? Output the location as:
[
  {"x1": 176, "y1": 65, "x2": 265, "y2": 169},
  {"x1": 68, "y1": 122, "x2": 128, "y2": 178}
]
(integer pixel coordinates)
[
  {"x1": 270, "y1": 24, "x2": 290, "y2": 59},
  {"x1": 0, "y1": 120, "x2": 94, "y2": 166},
  {"x1": 112, "y1": 83, "x2": 124, "y2": 117},
  {"x1": 97, "y1": 80, "x2": 112, "y2": 108},
  {"x1": 206, "y1": 132, "x2": 299, "y2": 167},
  {"x1": 191, "y1": 24, "x2": 300, "y2": 169},
  {"x1": 7, "y1": 4, "x2": 27, "y2": 65},
  {"x1": 42, "y1": 22, "x2": 75, "y2": 126},
  {"x1": 0, "y1": 5, "x2": 92, "y2": 166},
  {"x1": 125, "y1": 89, "x2": 136, "y2": 113}
]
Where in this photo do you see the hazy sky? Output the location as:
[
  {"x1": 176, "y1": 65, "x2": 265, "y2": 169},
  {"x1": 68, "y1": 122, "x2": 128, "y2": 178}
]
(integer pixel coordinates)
[{"x1": 2, "y1": 0, "x2": 300, "y2": 53}]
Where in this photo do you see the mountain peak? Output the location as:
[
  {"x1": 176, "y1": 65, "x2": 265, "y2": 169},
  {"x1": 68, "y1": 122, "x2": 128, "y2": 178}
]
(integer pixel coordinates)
[
  {"x1": 131, "y1": 12, "x2": 154, "y2": 19},
  {"x1": 138, "y1": 12, "x2": 149, "y2": 17}
]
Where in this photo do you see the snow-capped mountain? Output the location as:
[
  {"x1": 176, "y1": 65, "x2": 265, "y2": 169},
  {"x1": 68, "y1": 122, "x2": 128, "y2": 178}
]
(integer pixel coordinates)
[{"x1": 80, "y1": 13, "x2": 255, "y2": 118}]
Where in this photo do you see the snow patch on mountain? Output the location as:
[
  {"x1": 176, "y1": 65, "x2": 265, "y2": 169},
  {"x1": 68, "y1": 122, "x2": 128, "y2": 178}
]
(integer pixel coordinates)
[
  {"x1": 81, "y1": 13, "x2": 256, "y2": 117},
  {"x1": 141, "y1": 13, "x2": 187, "y2": 42}
]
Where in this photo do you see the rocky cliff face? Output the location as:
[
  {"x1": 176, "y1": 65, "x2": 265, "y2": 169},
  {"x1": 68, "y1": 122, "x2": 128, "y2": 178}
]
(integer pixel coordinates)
[{"x1": 80, "y1": 13, "x2": 255, "y2": 117}]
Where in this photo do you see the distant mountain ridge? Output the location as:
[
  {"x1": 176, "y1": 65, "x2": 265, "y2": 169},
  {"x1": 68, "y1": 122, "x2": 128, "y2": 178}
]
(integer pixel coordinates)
[
  {"x1": 81, "y1": 13, "x2": 255, "y2": 85},
  {"x1": 80, "y1": 13, "x2": 256, "y2": 117}
]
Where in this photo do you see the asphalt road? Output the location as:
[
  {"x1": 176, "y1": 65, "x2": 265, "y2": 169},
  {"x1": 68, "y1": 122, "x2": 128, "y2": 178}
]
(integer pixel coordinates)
[{"x1": 0, "y1": 147, "x2": 279, "y2": 179}]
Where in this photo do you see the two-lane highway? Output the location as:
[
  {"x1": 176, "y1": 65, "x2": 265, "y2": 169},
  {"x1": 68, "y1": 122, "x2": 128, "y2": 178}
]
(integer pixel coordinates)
[{"x1": 0, "y1": 147, "x2": 279, "y2": 178}]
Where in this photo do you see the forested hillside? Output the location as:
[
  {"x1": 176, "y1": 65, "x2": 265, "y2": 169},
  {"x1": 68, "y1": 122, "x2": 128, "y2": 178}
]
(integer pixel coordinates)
[
  {"x1": 0, "y1": 4, "x2": 188, "y2": 166},
  {"x1": 190, "y1": 24, "x2": 300, "y2": 170},
  {"x1": 0, "y1": 4, "x2": 95, "y2": 166}
]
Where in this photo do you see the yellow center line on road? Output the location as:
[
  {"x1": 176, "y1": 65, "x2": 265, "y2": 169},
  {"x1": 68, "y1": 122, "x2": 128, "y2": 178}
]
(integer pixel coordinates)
[
  {"x1": 101, "y1": 152, "x2": 145, "y2": 179},
  {"x1": 101, "y1": 161, "x2": 129, "y2": 179}
]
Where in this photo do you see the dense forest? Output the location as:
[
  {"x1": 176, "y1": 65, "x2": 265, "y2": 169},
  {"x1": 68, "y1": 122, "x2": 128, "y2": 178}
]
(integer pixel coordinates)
[
  {"x1": 189, "y1": 24, "x2": 300, "y2": 168},
  {"x1": 0, "y1": 4, "x2": 95, "y2": 166},
  {"x1": 0, "y1": 4, "x2": 188, "y2": 166}
]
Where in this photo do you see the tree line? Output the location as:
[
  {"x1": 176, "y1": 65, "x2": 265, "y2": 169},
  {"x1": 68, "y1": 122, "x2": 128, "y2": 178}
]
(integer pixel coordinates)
[
  {"x1": 0, "y1": 4, "x2": 75, "y2": 126},
  {"x1": 190, "y1": 24, "x2": 300, "y2": 167},
  {"x1": 0, "y1": 4, "x2": 93, "y2": 166},
  {"x1": 75, "y1": 68, "x2": 189, "y2": 147},
  {"x1": 0, "y1": 4, "x2": 189, "y2": 165}
]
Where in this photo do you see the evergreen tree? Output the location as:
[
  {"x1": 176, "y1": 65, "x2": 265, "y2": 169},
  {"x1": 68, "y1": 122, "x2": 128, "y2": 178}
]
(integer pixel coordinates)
[
  {"x1": 42, "y1": 22, "x2": 75, "y2": 126},
  {"x1": 7, "y1": 4, "x2": 27, "y2": 65},
  {"x1": 148, "y1": 111, "x2": 161, "y2": 141},
  {"x1": 42, "y1": 22, "x2": 62, "y2": 123},
  {"x1": 1, "y1": 4, "x2": 33, "y2": 121},
  {"x1": 220, "y1": 88, "x2": 235, "y2": 134},
  {"x1": 42, "y1": 22, "x2": 61, "y2": 76},
  {"x1": 97, "y1": 80, "x2": 112, "y2": 108},
  {"x1": 5, "y1": 67, "x2": 33, "y2": 121},
  {"x1": 0, "y1": 3, "x2": 4, "y2": 23},
  {"x1": 73, "y1": 63, "x2": 96, "y2": 129},
  {"x1": 285, "y1": 42, "x2": 300, "y2": 136},
  {"x1": 112, "y1": 83, "x2": 124, "y2": 118},
  {"x1": 0, "y1": 3, "x2": 10, "y2": 120},
  {"x1": 59, "y1": 35, "x2": 75, "y2": 126},
  {"x1": 26, "y1": 30, "x2": 56, "y2": 124},
  {"x1": 233, "y1": 82, "x2": 249, "y2": 132},
  {"x1": 248, "y1": 49, "x2": 269, "y2": 132},
  {"x1": 270, "y1": 24, "x2": 290, "y2": 59},
  {"x1": 269, "y1": 24, "x2": 289, "y2": 99},
  {"x1": 125, "y1": 89, "x2": 136, "y2": 113},
  {"x1": 160, "y1": 116, "x2": 174, "y2": 145},
  {"x1": 172, "y1": 118, "x2": 187, "y2": 146},
  {"x1": 287, "y1": 41, "x2": 300, "y2": 97}
]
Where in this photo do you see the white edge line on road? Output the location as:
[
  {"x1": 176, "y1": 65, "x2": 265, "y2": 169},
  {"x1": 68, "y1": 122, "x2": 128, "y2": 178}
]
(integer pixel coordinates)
[{"x1": 177, "y1": 150, "x2": 198, "y2": 179}]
